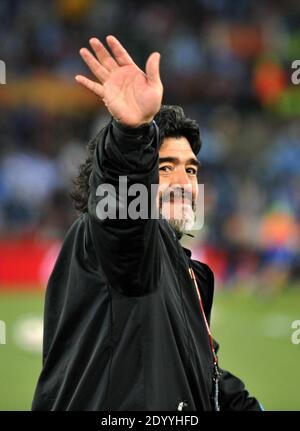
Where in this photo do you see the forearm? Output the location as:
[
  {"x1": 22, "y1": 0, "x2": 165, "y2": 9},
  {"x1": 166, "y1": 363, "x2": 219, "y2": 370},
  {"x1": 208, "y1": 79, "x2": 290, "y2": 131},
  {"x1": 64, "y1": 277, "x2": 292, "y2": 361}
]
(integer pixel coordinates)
[
  {"x1": 212, "y1": 339, "x2": 263, "y2": 411},
  {"x1": 87, "y1": 118, "x2": 161, "y2": 294},
  {"x1": 218, "y1": 368, "x2": 264, "y2": 411}
]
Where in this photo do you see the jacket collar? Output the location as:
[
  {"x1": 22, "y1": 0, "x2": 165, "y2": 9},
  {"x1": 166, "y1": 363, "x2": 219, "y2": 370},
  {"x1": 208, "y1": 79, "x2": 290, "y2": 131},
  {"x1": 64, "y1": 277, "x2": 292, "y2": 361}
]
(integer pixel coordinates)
[
  {"x1": 165, "y1": 220, "x2": 193, "y2": 257},
  {"x1": 183, "y1": 247, "x2": 192, "y2": 258}
]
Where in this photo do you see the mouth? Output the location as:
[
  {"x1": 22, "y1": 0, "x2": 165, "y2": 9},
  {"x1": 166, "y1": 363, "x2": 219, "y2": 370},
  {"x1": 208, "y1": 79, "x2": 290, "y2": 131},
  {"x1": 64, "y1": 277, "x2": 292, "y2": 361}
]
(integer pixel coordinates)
[
  {"x1": 169, "y1": 202, "x2": 192, "y2": 210},
  {"x1": 167, "y1": 198, "x2": 193, "y2": 206},
  {"x1": 160, "y1": 199, "x2": 194, "y2": 219}
]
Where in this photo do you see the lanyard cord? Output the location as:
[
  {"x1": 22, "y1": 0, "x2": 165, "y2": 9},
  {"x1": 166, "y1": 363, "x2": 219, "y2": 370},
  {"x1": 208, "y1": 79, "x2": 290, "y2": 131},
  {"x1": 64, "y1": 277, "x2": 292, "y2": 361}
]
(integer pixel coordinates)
[{"x1": 188, "y1": 266, "x2": 221, "y2": 411}]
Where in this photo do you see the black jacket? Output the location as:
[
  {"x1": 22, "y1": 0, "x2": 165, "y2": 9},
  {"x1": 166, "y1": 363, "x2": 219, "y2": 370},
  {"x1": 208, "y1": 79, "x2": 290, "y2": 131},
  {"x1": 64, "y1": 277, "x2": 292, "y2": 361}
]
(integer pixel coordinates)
[{"x1": 32, "y1": 119, "x2": 262, "y2": 411}]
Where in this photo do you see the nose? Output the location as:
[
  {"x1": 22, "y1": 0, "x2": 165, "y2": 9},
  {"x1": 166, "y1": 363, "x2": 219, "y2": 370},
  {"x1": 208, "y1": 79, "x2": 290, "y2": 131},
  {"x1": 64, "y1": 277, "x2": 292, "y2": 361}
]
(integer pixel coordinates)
[{"x1": 171, "y1": 167, "x2": 191, "y2": 188}]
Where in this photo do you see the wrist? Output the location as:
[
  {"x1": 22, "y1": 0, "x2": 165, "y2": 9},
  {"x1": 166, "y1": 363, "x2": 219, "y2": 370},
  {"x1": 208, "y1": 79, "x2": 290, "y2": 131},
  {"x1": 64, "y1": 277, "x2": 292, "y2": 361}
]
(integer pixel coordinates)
[
  {"x1": 112, "y1": 118, "x2": 153, "y2": 135},
  {"x1": 114, "y1": 117, "x2": 154, "y2": 129}
]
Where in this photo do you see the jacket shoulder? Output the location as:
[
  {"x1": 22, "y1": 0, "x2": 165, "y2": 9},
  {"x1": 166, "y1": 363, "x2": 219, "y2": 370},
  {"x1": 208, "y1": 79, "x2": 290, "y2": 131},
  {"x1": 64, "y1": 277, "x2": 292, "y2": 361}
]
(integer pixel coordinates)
[{"x1": 51, "y1": 213, "x2": 98, "y2": 275}]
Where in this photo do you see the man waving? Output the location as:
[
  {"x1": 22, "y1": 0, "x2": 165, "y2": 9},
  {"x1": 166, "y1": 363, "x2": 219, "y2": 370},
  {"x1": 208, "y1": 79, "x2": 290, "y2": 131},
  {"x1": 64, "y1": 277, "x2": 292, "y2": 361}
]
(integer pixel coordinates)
[{"x1": 32, "y1": 36, "x2": 262, "y2": 411}]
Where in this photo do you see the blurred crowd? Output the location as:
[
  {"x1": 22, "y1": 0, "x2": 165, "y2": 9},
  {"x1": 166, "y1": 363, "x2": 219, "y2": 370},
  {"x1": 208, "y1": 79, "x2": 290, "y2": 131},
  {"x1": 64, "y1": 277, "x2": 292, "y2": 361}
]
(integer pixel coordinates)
[{"x1": 0, "y1": 0, "x2": 299, "y2": 288}]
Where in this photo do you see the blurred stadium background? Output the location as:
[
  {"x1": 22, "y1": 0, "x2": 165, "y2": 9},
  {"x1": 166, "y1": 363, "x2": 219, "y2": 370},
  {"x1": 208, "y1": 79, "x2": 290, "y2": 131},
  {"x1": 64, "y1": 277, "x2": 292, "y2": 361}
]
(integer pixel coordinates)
[{"x1": 0, "y1": 0, "x2": 300, "y2": 410}]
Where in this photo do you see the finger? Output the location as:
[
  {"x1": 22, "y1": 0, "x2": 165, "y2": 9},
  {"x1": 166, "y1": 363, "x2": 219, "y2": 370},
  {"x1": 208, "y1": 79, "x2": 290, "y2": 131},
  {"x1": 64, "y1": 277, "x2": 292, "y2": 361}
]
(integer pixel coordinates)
[
  {"x1": 75, "y1": 75, "x2": 104, "y2": 98},
  {"x1": 79, "y1": 48, "x2": 109, "y2": 84},
  {"x1": 145, "y1": 52, "x2": 161, "y2": 85},
  {"x1": 89, "y1": 38, "x2": 118, "y2": 72},
  {"x1": 106, "y1": 35, "x2": 135, "y2": 66}
]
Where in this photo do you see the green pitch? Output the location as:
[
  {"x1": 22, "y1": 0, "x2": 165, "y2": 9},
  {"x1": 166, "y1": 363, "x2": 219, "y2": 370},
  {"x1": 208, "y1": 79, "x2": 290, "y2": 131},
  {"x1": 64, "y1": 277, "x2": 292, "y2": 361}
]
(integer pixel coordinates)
[{"x1": 0, "y1": 288, "x2": 299, "y2": 410}]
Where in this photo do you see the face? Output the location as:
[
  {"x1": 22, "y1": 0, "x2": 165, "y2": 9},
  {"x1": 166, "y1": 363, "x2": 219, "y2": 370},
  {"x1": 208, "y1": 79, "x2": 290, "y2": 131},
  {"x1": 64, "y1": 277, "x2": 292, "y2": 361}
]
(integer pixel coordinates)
[{"x1": 158, "y1": 136, "x2": 199, "y2": 235}]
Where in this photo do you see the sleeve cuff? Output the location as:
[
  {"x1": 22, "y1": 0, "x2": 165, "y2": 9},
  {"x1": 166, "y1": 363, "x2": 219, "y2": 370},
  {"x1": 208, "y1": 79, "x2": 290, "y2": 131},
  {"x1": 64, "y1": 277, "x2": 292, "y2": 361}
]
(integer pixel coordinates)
[
  {"x1": 112, "y1": 118, "x2": 153, "y2": 136},
  {"x1": 111, "y1": 118, "x2": 157, "y2": 153}
]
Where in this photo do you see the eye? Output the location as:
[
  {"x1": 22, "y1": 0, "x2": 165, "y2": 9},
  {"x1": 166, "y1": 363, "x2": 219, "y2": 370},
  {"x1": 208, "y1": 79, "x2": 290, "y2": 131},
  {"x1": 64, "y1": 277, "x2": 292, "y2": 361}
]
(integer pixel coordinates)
[
  {"x1": 159, "y1": 165, "x2": 173, "y2": 173},
  {"x1": 186, "y1": 167, "x2": 197, "y2": 175}
]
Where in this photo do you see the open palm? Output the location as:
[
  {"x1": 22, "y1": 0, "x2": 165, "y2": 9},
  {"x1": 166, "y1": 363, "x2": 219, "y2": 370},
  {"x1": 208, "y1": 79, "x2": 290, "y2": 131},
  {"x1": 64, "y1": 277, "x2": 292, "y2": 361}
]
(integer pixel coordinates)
[{"x1": 76, "y1": 36, "x2": 163, "y2": 127}]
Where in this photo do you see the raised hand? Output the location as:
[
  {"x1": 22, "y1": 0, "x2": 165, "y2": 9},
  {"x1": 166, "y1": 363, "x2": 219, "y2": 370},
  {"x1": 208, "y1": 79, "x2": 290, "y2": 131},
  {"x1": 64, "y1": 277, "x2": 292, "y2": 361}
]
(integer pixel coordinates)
[{"x1": 76, "y1": 36, "x2": 163, "y2": 128}]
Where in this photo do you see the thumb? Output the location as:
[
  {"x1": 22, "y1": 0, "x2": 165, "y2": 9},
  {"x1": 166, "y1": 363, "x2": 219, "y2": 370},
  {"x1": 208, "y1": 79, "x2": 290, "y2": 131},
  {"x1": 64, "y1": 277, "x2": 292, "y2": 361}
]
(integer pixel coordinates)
[{"x1": 146, "y1": 52, "x2": 161, "y2": 85}]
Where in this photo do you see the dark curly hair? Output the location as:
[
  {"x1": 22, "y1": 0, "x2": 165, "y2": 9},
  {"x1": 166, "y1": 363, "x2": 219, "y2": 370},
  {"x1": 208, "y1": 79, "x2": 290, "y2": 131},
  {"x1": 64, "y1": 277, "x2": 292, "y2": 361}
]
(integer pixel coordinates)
[{"x1": 71, "y1": 105, "x2": 202, "y2": 213}]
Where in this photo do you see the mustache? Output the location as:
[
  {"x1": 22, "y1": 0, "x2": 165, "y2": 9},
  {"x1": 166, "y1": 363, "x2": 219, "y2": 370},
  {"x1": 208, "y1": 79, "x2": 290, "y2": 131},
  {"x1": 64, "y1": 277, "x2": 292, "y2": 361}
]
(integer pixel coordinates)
[{"x1": 159, "y1": 187, "x2": 194, "y2": 206}]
